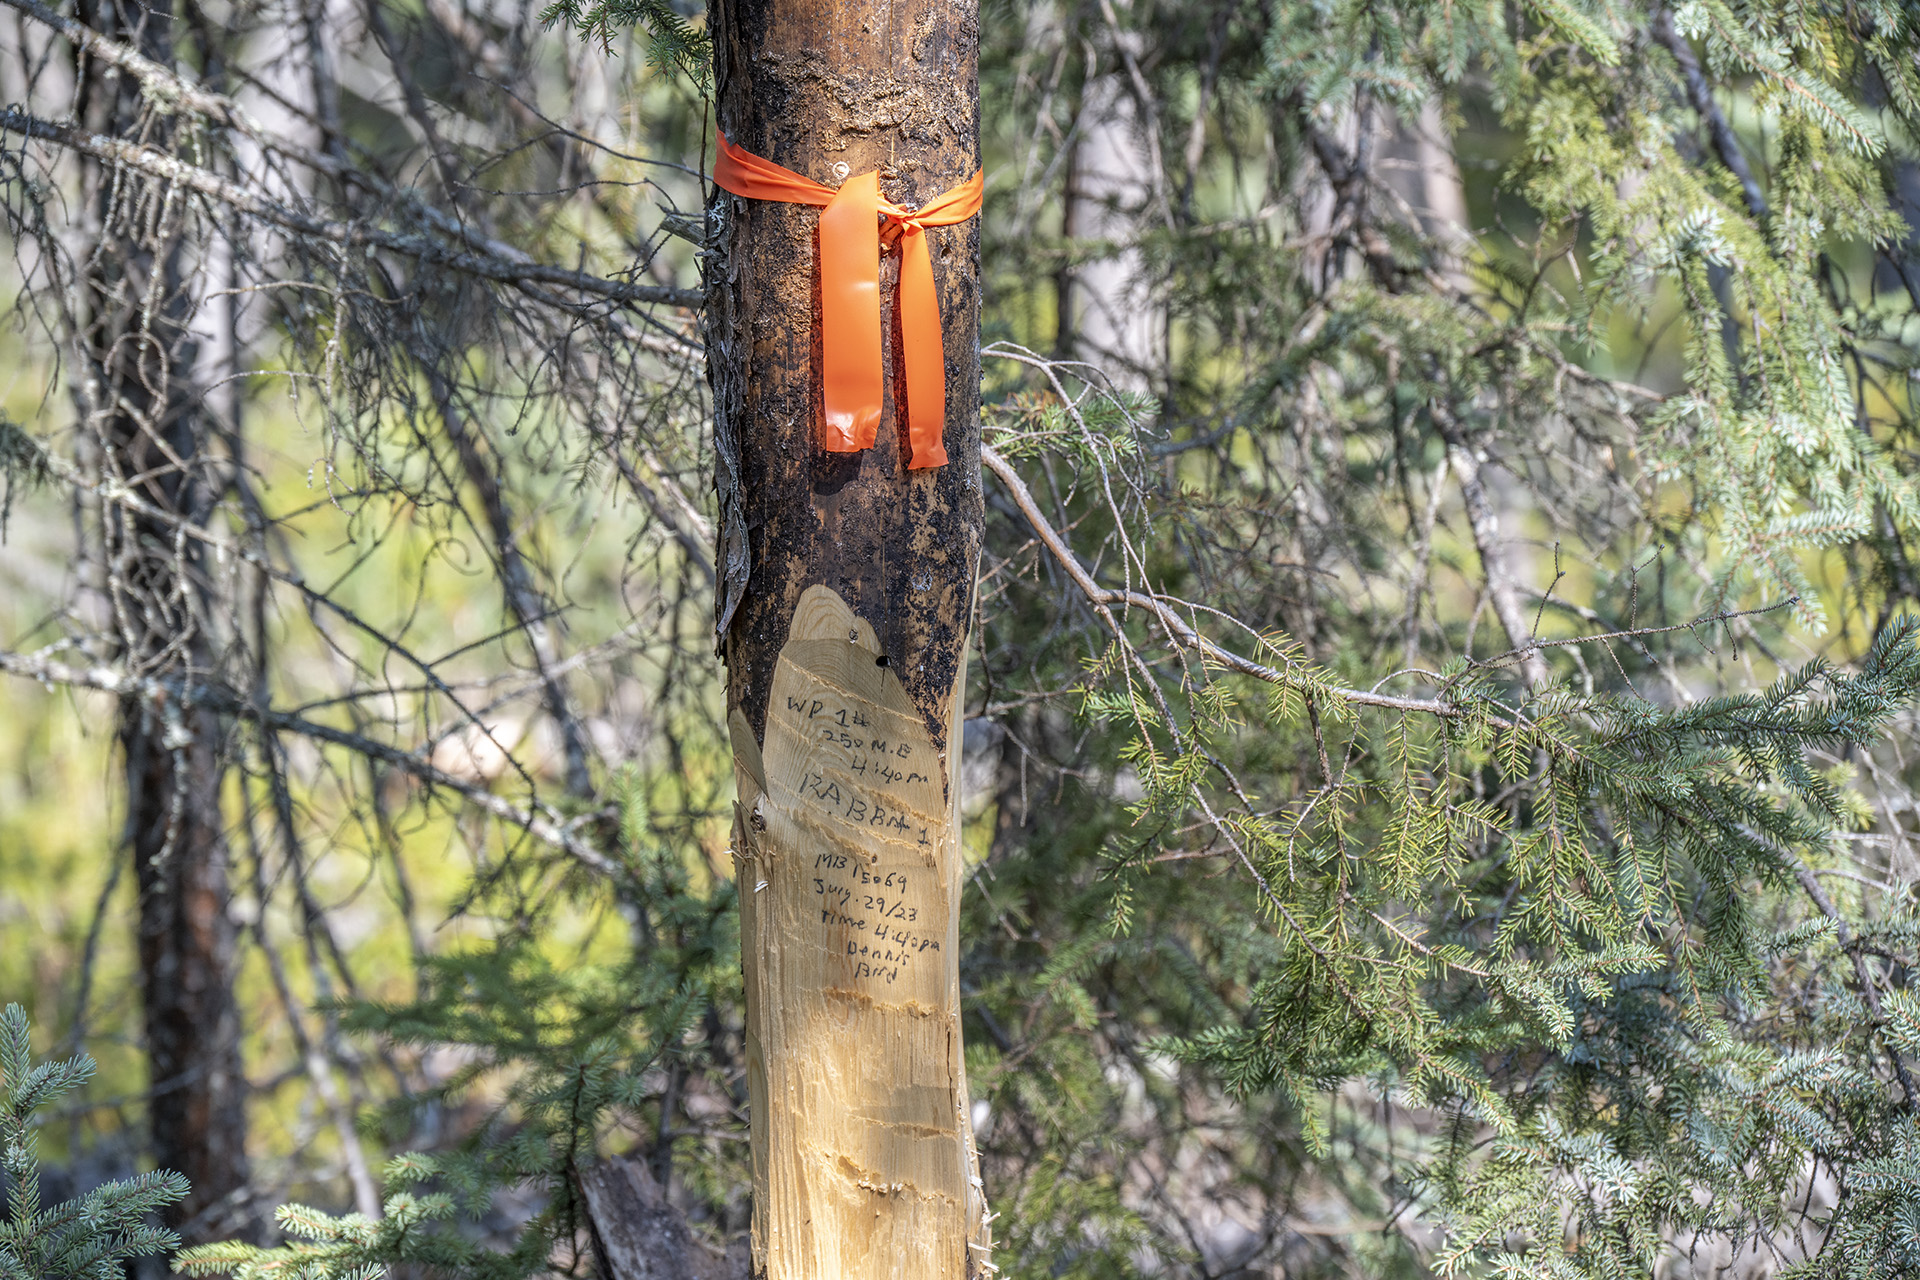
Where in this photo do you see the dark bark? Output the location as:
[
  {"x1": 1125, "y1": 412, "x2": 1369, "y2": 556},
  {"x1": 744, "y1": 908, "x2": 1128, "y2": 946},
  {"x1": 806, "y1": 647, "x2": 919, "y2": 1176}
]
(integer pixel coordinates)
[
  {"x1": 76, "y1": 0, "x2": 252, "y2": 1243},
  {"x1": 579, "y1": 1156, "x2": 748, "y2": 1280},
  {"x1": 126, "y1": 708, "x2": 253, "y2": 1243},
  {"x1": 709, "y1": 0, "x2": 984, "y2": 754}
]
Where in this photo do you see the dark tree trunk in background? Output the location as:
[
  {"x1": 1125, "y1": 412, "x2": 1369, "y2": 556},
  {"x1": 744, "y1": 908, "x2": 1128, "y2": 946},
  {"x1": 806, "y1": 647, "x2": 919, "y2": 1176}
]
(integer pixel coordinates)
[
  {"x1": 76, "y1": 0, "x2": 252, "y2": 1243},
  {"x1": 706, "y1": 0, "x2": 991, "y2": 1274}
]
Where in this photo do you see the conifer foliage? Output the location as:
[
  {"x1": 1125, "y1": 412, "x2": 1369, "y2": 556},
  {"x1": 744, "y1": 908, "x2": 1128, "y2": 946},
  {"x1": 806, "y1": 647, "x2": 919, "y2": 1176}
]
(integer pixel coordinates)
[
  {"x1": 0, "y1": 1006, "x2": 186, "y2": 1280},
  {"x1": 172, "y1": 780, "x2": 740, "y2": 1280},
  {"x1": 6, "y1": 0, "x2": 1920, "y2": 1274}
]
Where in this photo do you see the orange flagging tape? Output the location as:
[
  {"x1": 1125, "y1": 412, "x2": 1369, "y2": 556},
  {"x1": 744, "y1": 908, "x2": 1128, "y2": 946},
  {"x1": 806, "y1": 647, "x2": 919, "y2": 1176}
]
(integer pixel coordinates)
[{"x1": 713, "y1": 131, "x2": 983, "y2": 469}]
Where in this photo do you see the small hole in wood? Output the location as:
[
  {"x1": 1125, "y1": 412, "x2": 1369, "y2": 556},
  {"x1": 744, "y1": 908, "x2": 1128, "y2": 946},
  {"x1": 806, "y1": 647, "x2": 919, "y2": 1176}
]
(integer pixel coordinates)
[{"x1": 875, "y1": 654, "x2": 889, "y2": 668}]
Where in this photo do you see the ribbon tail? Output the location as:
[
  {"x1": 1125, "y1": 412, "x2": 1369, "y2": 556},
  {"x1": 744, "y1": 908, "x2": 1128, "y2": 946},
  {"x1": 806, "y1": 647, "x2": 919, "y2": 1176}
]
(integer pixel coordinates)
[
  {"x1": 897, "y1": 229, "x2": 948, "y2": 469},
  {"x1": 818, "y1": 171, "x2": 884, "y2": 452}
]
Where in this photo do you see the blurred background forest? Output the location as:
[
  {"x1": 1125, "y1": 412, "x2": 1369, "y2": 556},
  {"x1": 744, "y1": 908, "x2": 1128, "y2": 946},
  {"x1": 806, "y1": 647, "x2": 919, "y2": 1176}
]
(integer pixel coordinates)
[{"x1": 7, "y1": 0, "x2": 1920, "y2": 1275}]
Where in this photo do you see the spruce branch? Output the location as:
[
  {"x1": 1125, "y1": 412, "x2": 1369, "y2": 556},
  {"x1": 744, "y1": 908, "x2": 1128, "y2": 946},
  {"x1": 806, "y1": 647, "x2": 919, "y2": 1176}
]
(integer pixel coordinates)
[{"x1": 0, "y1": 1006, "x2": 187, "y2": 1280}]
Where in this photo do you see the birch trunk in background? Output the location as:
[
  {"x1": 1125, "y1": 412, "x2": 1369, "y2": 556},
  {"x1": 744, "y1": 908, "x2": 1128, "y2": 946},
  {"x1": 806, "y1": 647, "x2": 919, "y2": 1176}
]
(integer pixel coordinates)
[
  {"x1": 1067, "y1": 72, "x2": 1161, "y2": 389},
  {"x1": 704, "y1": 0, "x2": 991, "y2": 1275},
  {"x1": 1380, "y1": 99, "x2": 1473, "y2": 292}
]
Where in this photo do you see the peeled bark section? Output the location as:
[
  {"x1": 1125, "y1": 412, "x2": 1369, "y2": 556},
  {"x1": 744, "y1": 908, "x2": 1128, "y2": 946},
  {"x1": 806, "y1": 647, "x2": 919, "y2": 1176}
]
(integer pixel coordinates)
[
  {"x1": 731, "y1": 588, "x2": 981, "y2": 1277},
  {"x1": 705, "y1": 0, "x2": 987, "y2": 1275}
]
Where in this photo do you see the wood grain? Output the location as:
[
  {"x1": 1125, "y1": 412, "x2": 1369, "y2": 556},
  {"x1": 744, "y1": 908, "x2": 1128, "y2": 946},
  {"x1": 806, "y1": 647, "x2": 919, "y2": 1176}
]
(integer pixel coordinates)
[{"x1": 732, "y1": 586, "x2": 988, "y2": 1278}]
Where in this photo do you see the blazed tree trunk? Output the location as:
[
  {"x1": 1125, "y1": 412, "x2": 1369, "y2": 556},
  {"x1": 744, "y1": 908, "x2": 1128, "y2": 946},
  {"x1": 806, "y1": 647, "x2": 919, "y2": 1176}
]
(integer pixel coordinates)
[
  {"x1": 705, "y1": 1, "x2": 991, "y2": 1276},
  {"x1": 76, "y1": 0, "x2": 252, "y2": 1244}
]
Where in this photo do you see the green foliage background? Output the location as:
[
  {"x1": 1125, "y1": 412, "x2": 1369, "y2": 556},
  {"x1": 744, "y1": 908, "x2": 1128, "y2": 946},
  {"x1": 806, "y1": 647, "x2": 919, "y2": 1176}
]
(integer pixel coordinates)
[{"x1": 7, "y1": 0, "x2": 1920, "y2": 1276}]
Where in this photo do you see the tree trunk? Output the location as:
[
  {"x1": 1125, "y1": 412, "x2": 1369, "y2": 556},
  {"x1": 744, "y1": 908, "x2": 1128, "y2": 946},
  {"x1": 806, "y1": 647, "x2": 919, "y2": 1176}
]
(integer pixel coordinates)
[
  {"x1": 126, "y1": 705, "x2": 253, "y2": 1244},
  {"x1": 706, "y1": 1, "x2": 991, "y2": 1276},
  {"x1": 1068, "y1": 72, "x2": 1160, "y2": 389},
  {"x1": 76, "y1": 0, "x2": 253, "y2": 1243}
]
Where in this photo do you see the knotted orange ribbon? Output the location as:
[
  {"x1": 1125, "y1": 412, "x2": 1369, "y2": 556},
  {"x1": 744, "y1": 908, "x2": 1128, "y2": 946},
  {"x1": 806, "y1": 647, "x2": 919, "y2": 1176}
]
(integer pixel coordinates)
[{"x1": 713, "y1": 131, "x2": 983, "y2": 469}]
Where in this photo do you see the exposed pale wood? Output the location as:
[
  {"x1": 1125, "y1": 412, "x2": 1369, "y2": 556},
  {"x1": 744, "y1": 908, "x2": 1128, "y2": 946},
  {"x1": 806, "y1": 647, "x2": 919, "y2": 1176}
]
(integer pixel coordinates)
[{"x1": 733, "y1": 586, "x2": 987, "y2": 1279}]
